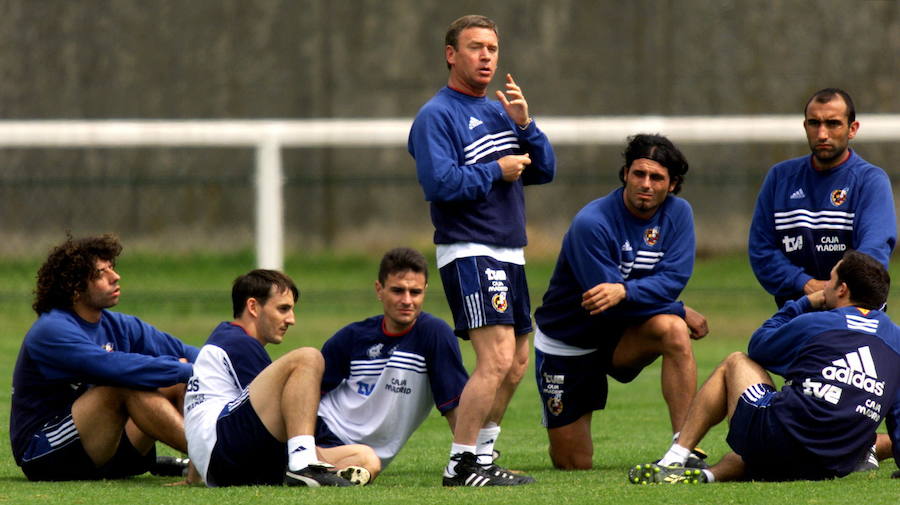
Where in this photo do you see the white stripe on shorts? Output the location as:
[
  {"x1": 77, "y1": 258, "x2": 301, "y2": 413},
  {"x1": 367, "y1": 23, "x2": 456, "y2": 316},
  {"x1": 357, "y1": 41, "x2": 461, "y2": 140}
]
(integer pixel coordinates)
[{"x1": 464, "y1": 292, "x2": 485, "y2": 328}]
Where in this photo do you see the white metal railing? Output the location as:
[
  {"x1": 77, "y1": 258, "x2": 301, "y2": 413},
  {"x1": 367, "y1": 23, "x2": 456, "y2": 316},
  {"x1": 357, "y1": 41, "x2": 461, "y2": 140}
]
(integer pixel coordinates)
[{"x1": 2, "y1": 115, "x2": 898, "y2": 268}]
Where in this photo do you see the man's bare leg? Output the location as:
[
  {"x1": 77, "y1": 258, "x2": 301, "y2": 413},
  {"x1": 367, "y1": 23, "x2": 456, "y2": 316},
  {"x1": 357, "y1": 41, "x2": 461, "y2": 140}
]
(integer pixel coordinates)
[
  {"x1": 248, "y1": 347, "x2": 324, "y2": 441},
  {"x1": 486, "y1": 332, "x2": 529, "y2": 424},
  {"x1": 246, "y1": 347, "x2": 364, "y2": 486},
  {"x1": 677, "y1": 352, "x2": 773, "y2": 450},
  {"x1": 452, "y1": 325, "x2": 515, "y2": 447},
  {"x1": 73, "y1": 385, "x2": 188, "y2": 466},
  {"x1": 125, "y1": 388, "x2": 188, "y2": 453},
  {"x1": 547, "y1": 412, "x2": 593, "y2": 470},
  {"x1": 629, "y1": 352, "x2": 771, "y2": 484},
  {"x1": 708, "y1": 451, "x2": 747, "y2": 482},
  {"x1": 317, "y1": 444, "x2": 382, "y2": 482},
  {"x1": 611, "y1": 314, "x2": 696, "y2": 432},
  {"x1": 875, "y1": 433, "x2": 892, "y2": 460},
  {"x1": 476, "y1": 332, "x2": 529, "y2": 464}
]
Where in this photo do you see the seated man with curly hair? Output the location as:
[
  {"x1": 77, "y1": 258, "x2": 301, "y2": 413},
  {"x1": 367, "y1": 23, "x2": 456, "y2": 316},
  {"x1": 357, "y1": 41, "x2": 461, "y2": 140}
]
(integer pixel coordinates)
[{"x1": 10, "y1": 234, "x2": 198, "y2": 481}]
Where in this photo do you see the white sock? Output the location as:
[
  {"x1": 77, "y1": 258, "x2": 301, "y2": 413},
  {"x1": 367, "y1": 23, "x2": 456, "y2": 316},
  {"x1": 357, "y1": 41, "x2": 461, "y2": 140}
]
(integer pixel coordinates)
[
  {"x1": 476, "y1": 424, "x2": 501, "y2": 466},
  {"x1": 446, "y1": 443, "x2": 477, "y2": 476},
  {"x1": 287, "y1": 435, "x2": 317, "y2": 472},
  {"x1": 658, "y1": 443, "x2": 691, "y2": 467},
  {"x1": 702, "y1": 469, "x2": 715, "y2": 482}
]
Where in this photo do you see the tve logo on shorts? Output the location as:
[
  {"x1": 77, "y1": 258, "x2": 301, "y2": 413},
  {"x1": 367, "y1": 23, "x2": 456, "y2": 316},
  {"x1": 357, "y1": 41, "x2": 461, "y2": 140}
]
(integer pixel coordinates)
[{"x1": 484, "y1": 268, "x2": 507, "y2": 281}]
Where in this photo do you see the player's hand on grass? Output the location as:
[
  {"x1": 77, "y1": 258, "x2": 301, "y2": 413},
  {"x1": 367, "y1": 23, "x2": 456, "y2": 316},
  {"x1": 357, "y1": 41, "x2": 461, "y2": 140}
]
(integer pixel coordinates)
[
  {"x1": 582, "y1": 282, "x2": 626, "y2": 315},
  {"x1": 163, "y1": 461, "x2": 202, "y2": 487},
  {"x1": 683, "y1": 305, "x2": 709, "y2": 340}
]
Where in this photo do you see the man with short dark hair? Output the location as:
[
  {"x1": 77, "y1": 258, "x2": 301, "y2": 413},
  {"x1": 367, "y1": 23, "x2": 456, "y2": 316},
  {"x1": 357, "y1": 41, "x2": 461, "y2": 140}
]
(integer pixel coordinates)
[
  {"x1": 316, "y1": 248, "x2": 472, "y2": 481},
  {"x1": 184, "y1": 269, "x2": 374, "y2": 487},
  {"x1": 10, "y1": 234, "x2": 197, "y2": 481},
  {"x1": 408, "y1": 14, "x2": 554, "y2": 485},
  {"x1": 534, "y1": 134, "x2": 708, "y2": 470},
  {"x1": 630, "y1": 250, "x2": 900, "y2": 484},
  {"x1": 749, "y1": 88, "x2": 896, "y2": 307}
]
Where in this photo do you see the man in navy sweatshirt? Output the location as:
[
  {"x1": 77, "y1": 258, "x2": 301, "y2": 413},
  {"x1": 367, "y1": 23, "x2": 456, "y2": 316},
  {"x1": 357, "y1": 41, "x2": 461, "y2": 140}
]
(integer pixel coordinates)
[
  {"x1": 534, "y1": 134, "x2": 708, "y2": 470},
  {"x1": 10, "y1": 234, "x2": 198, "y2": 481},
  {"x1": 408, "y1": 14, "x2": 555, "y2": 486},
  {"x1": 630, "y1": 250, "x2": 900, "y2": 484},
  {"x1": 749, "y1": 88, "x2": 895, "y2": 307}
]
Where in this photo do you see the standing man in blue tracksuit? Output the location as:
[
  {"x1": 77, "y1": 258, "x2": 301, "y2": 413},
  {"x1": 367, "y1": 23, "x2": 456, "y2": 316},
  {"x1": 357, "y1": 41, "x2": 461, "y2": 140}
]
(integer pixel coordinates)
[
  {"x1": 10, "y1": 234, "x2": 198, "y2": 481},
  {"x1": 408, "y1": 14, "x2": 555, "y2": 486},
  {"x1": 749, "y1": 88, "x2": 895, "y2": 307}
]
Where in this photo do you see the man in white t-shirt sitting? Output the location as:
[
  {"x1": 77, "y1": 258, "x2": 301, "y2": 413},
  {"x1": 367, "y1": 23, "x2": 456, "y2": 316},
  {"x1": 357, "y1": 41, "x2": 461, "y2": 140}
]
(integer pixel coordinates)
[
  {"x1": 316, "y1": 248, "x2": 480, "y2": 480},
  {"x1": 184, "y1": 269, "x2": 377, "y2": 487}
]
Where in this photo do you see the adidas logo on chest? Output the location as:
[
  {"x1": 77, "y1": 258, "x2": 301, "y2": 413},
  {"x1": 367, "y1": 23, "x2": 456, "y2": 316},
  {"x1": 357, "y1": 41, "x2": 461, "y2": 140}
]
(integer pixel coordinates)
[{"x1": 821, "y1": 345, "x2": 885, "y2": 396}]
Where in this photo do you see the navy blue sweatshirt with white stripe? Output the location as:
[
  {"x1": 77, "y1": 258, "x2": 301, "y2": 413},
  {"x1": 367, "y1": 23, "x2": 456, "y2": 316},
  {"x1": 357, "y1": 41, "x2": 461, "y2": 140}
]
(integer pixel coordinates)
[
  {"x1": 535, "y1": 188, "x2": 694, "y2": 349},
  {"x1": 11, "y1": 309, "x2": 198, "y2": 464},
  {"x1": 749, "y1": 298, "x2": 900, "y2": 476},
  {"x1": 408, "y1": 86, "x2": 555, "y2": 248},
  {"x1": 749, "y1": 151, "x2": 895, "y2": 301}
]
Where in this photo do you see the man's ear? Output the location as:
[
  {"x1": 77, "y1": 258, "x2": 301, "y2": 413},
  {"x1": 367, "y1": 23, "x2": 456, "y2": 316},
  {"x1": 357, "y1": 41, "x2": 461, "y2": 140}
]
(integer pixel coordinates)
[
  {"x1": 848, "y1": 120, "x2": 860, "y2": 140},
  {"x1": 837, "y1": 281, "x2": 850, "y2": 299},
  {"x1": 445, "y1": 45, "x2": 456, "y2": 67},
  {"x1": 245, "y1": 297, "x2": 260, "y2": 318}
]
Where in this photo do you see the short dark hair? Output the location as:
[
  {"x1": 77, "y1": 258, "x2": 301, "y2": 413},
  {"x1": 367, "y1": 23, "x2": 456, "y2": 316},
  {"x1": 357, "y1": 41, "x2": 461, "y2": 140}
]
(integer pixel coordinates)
[
  {"x1": 444, "y1": 15, "x2": 498, "y2": 69},
  {"x1": 232, "y1": 269, "x2": 299, "y2": 319},
  {"x1": 33, "y1": 233, "x2": 123, "y2": 315},
  {"x1": 619, "y1": 134, "x2": 690, "y2": 194},
  {"x1": 378, "y1": 247, "x2": 428, "y2": 285},
  {"x1": 805, "y1": 88, "x2": 856, "y2": 124},
  {"x1": 836, "y1": 250, "x2": 889, "y2": 310}
]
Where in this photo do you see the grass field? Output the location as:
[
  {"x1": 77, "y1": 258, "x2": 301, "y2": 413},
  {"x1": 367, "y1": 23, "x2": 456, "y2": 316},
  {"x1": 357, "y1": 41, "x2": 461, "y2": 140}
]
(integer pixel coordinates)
[{"x1": 0, "y1": 251, "x2": 897, "y2": 504}]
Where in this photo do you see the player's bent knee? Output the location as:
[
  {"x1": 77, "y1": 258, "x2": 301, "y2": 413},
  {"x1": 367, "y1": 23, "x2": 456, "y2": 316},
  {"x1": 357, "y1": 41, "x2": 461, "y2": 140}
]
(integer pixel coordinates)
[
  {"x1": 721, "y1": 351, "x2": 751, "y2": 369},
  {"x1": 658, "y1": 318, "x2": 692, "y2": 353},
  {"x1": 285, "y1": 346, "x2": 325, "y2": 371},
  {"x1": 88, "y1": 385, "x2": 129, "y2": 401},
  {"x1": 549, "y1": 444, "x2": 593, "y2": 470},
  {"x1": 72, "y1": 385, "x2": 131, "y2": 422},
  {"x1": 158, "y1": 382, "x2": 186, "y2": 404},
  {"x1": 724, "y1": 351, "x2": 749, "y2": 363},
  {"x1": 721, "y1": 351, "x2": 754, "y2": 375},
  {"x1": 547, "y1": 418, "x2": 593, "y2": 470}
]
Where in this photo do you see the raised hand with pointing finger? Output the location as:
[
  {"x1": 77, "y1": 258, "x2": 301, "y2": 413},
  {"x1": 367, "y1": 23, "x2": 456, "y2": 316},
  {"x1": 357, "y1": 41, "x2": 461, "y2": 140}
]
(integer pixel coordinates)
[{"x1": 495, "y1": 74, "x2": 531, "y2": 128}]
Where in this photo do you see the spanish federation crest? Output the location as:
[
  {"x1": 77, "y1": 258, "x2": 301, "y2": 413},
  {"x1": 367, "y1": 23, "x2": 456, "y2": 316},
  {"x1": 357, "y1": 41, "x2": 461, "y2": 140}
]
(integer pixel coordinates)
[
  {"x1": 643, "y1": 226, "x2": 660, "y2": 246},
  {"x1": 547, "y1": 396, "x2": 563, "y2": 416},
  {"x1": 367, "y1": 343, "x2": 384, "y2": 359},
  {"x1": 492, "y1": 292, "x2": 509, "y2": 313},
  {"x1": 831, "y1": 188, "x2": 848, "y2": 207}
]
